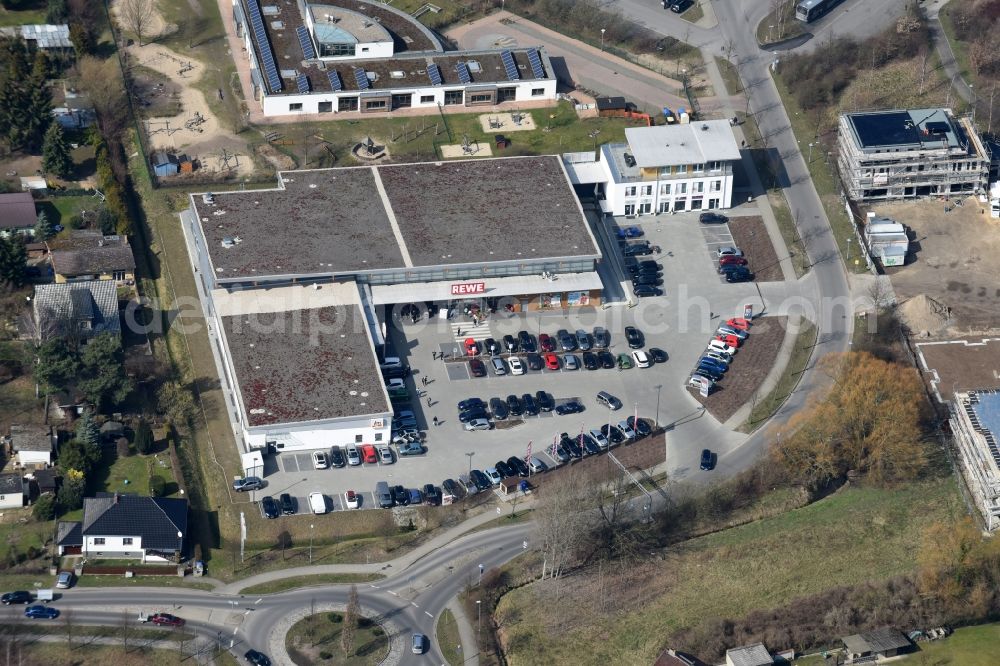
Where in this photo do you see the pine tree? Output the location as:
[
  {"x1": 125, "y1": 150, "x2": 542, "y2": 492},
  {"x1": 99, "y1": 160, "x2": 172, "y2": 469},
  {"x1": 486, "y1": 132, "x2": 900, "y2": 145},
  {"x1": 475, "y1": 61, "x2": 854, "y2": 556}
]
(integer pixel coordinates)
[
  {"x1": 24, "y1": 82, "x2": 52, "y2": 152},
  {"x1": 134, "y1": 419, "x2": 153, "y2": 455},
  {"x1": 0, "y1": 236, "x2": 26, "y2": 286},
  {"x1": 42, "y1": 121, "x2": 72, "y2": 178},
  {"x1": 75, "y1": 407, "x2": 100, "y2": 455},
  {"x1": 34, "y1": 211, "x2": 55, "y2": 239}
]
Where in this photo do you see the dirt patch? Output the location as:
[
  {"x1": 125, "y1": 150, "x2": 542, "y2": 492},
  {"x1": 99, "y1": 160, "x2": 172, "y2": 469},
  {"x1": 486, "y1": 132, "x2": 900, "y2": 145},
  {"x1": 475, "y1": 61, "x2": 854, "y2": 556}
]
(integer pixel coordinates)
[
  {"x1": 729, "y1": 216, "x2": 783, "y2": 282},
  {"x1": 898, "y1": 293, "x2": 950, "y2": 337},
  {"x1": 478, "y1": 112, "x2": 537, "y2": 133},
  {"x1": 873, "y1": 197, "x2": 1000, "y2": 336},
  {"x1": 692, "y1": 316, "x2": 789, "y2": 422},
  {"x1": 440, "y1": 142, "x2": 495, "y2": 158},
  {"x1": 256, "y1": 144, "x2": 295, "y2": 171},
  {"x1": 915, "y1": 338, "x2": 1000, "y2": 403}
]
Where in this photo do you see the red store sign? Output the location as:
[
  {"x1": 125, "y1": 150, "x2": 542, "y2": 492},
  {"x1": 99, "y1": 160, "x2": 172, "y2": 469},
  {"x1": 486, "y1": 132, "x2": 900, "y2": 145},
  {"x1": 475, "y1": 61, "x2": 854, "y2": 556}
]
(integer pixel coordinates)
[{"x1": 450, "y1": 282, "x2": 486, "y2": 296}]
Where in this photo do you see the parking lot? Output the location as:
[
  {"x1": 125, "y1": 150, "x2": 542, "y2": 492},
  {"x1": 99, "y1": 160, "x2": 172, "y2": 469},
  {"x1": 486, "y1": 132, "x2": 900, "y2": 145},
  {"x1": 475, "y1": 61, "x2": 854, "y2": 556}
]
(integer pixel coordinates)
[{"x1": 256, "y1": 208, "x2": 799, "y2": 513}]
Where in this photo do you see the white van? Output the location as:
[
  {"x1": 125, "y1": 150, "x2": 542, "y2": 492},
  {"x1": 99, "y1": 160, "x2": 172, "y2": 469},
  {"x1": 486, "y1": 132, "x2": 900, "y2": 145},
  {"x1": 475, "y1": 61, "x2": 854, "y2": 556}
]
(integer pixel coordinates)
[{"x1": 308, "y1": 492, "x2": 327, "y2": 514}]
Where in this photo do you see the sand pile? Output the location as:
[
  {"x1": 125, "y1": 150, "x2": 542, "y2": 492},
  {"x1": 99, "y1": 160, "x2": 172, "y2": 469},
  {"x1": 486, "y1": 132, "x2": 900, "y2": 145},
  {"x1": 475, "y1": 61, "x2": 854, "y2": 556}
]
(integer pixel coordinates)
[{"x1": 898, "y1": 294, "x2": 950, "y2": 336}]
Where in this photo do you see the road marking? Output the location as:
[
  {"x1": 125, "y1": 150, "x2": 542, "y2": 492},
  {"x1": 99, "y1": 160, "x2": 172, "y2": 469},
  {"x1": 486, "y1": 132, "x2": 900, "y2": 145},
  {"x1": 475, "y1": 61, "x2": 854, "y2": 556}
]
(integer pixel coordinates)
[
  {"x1": 425, "y1": 611, "x2": 433, "y2": 617},
  {"x1": 411, "y1": 602, "x2": 419, "y2": 608},
  {"x1": 388, "y1": 590, "x2": 398, "y2": 596}
]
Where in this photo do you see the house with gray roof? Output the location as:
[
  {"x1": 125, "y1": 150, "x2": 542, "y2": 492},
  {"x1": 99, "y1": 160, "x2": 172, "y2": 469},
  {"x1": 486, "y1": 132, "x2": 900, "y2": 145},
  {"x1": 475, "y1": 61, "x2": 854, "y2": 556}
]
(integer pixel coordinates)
[
  {"x1": 32, "y1": 280, "x2": 120, "y2": 341},
  {"x1": 56, "y1": 493, "x2": 188, "y2": 562},
  {"x1": 9, "y1": 424, "x2": 55, "y2": 467},
  {"x1": 0, "y1": 191, "x2": 37, "y2": 236},
  {"x1": 0, "y1": 473, "x2": 26, "y2": 510},
  {"x1": 48, "y1": 231, "x2": 136, "y2": 284},
  {"x1": 842, "y1": 627, "x2": 911, "y2": 662},
  {"x1": 725, "y1": 643, "x2": 774, "y2": 666}
]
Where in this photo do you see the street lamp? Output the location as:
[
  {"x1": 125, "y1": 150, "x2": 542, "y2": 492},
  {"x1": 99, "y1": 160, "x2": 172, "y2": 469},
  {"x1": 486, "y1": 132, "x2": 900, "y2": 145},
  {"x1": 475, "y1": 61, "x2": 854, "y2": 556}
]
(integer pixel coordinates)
[
  {"x1": 476, "y1": 600, "x2": 482, "y2": 642},
  {"x1": 846, "y1": 237, "x2": 852, "y2": 262},
  {"x1": 600, "y1": 28, "x2": 606, "y2": 51},
  {"x1": 177, "y1": 530, "x2": 183, "y2": 564},
  {"x1": 807, "y1": 142, "x2": 814, "y2": 163},
  {"x1": 309, "y1": 524, "x2": 314, "y2": 563},
  {"x1": 466, "y1": 451, "x2": 475, "y2": 476}
]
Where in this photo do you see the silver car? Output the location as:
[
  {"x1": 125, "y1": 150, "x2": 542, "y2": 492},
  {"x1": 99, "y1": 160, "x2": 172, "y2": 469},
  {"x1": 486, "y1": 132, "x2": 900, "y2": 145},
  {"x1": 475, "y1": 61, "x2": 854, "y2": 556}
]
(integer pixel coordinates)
[
  {"x1": 412, "y1": 633, "x2": 428, "y2": 654},
  {"x1": 563, "y1": 354, "x2": 580, "y2": 371},
  {"x1": 464, "y1": 418, "x2": 491, "y2": 431},
  {"x1": 575, "y1": 329, "x2": 592, "y2": 350}
]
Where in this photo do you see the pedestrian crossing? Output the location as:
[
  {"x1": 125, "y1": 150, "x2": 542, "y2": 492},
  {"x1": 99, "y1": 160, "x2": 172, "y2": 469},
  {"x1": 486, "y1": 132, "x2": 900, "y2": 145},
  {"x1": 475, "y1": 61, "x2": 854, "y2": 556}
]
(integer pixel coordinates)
[{"x1": 450, "y1": 319, "x2": 491, "y2": 341}]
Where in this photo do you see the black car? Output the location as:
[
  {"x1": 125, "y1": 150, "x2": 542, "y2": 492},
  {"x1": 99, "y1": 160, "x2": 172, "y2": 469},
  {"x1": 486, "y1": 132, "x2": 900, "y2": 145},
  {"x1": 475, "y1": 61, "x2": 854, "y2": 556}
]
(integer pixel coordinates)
[
  {"x1": 525, "y1": 353, "x2": 544, "y2": 371},
  {"x1": 632, "y1": 275, "x2": 664, "y2": 287},
  {"x1": 700, "y1": 448, "x2": 715, "y2": 470},
  {"x1": 597, "y1": 350, "x2": 616, "y2": 369},
  {"x1": 581, "y1": 435, "x2": 601, "y2": 456},
  {"x1": 600, "y1": 423, "x2": 626, "y2": 444},
  {"x1": 581, "y1": 351, "x2": 599, "y2": 370},
  {"x1": 423, "y1": 484, "x2": 442, "y2": 506},
  {"x1": 483, "y1": 338, "x2": 500, "y2": 356},
  {"x1": 623, "y1": 243, "x2": 655, "y2": 257},
  {"x1": 244, "y1": 650, "x2": 272, "y2": 666},
  {"x1": 381, "y1": 365, "x2": 411, "y2": 380},
  {"x1": 625, "y1": 326, "x2": 644, "y2": 349},
  {"x1": 670, "y1": 0, "x2": 692, "y2": 13},
  {"x1": 648, "y1": 347, "x2": 668, "y2": 363},
  {"x1": 593, "y1": 326, "x2": 610, "y2": 349},
  {"x1": 506, "y1": 394, "x2": 523, "y2": 416},
  {"x1": 279, "y1": 493, "x2": 296, "y2": 515},
  {"x1": 469, "y1": 359, "x2": 487, "y2": 377},
  {"x1": 441, "y1": 478, "x2": 464, "y2": 501},
  {"x1": 627, "y1": 416, "x2": 652, "y2": 438},
  {"x1": 459, "y1": 407, "x2": 489, "y2": 423},
  {"x1": 495, "y1": 460, "x2": 515, "y2": 479},
  {"x1": 700, "y1": 212, "x2": 728, "y2": 224},
  {"x1": 718, "y1": 263, "x2": 749, "y2": 275},
  {"x1": 521, "y1": 393, "x2": 539, "y2": 416},
  {"x1": 535, "y1": 390, "x2": 555, "y2": 412},
  {"x1": 1, "y1": 591, "x2": 32, "y2": 605},
  {"x1": 260, "y1": 496, "x2": 279, "y2": 519},
  {"x1": 630, "y1": 268, "x2": 664, "y2": 280},
  {"x1": 634, "y1": 285, "x2": 664, "y2": 298},
  {"x1": 725, "y1": 268, "x2": 754, "y2": 283},
  {"x1": 490, "y1": 397, "x2": 509, "y2": 420},
  {"x1": 392, "y1": 485, "x2": 410, "y2": 506},
  {"x1": 502, "y1": 335, "x2": 518, "y2": 353},
  {"x1": 555, "y1": 401, "x2": 584, "y2": 415},
  {"x1": 518, "y1": 331, "x2": 536, "y2": 353},
  {"x1": 561, "y1": 434, "x2": 583, "y2": 458},
  {"x1": 470, "y1": 469, "x2": 492, "y2": 492},
  {"x1": 506, "y1": 456, "x2": 530, "y2": 477},
  {"x1": 329, "y1": 447, "x2": 346, "y2": 468},
  {"x1": 556, "y1": 329, "x2": 576, "y2": 352},
  {"x1": 632, "y1": 260, "x2": 662, "y2": 271},
  {"x1": 458, "y1": 397, "x2": 486, "y2": 412}
]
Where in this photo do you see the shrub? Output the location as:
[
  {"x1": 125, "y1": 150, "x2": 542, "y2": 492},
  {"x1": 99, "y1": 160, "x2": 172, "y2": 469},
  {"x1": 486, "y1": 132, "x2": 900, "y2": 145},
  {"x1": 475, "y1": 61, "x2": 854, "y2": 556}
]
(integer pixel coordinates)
[
  {"x1": 32, "y1": 494, "x2": 57, "y2": 521},
  {"x1": 318, "y1": 651, "x2": 332, "y2": 660},
  {"x1": 149, "y1": 475, "x2": 166, "y2": 497},
  {"x1": 115, "y1": 436, "x2": 132, "y2": 458},
  {"x1": 327, "y1": 612, "x2": 342, "y2": 623}
]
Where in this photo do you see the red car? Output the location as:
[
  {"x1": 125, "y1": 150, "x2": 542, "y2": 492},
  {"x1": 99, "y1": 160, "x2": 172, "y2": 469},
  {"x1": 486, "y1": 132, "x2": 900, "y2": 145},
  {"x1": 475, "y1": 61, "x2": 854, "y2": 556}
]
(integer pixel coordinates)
[
  {"x1": 538, "y1": 334, "x2": 556, "y2": 353},
  {"x1": 464, "y1": 338, "x2": 480, "y2": 356},
  {"x1": 543, "y1": 353, "x2": 560, "y2": 370},
  {"x1": 719, "y1": 255, "x2": 748, "y2": 267},
  {"x1": 726, "y1": 317, "x2": 751, "y2": 331},
  {"x1": 149, "y1": 613, "x2": 185, "y2": 627},
  {"x1": 469, "y1": 359, "x2": 487, "y2": 377},
  {"x1": 715, "y1": 333, "x2": 741, "y2": 348}
]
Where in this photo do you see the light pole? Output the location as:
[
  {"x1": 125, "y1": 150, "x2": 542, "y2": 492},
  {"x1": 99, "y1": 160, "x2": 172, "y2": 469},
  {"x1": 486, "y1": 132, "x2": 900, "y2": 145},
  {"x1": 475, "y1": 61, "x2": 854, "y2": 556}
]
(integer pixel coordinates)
[
  {"x1": 177, "y1": 530, "x2": 183, "y2": 564},
  {"x1": 846, "y1": 237, "x2": 852, "y2": 262},
  {"x1": 479, "y1": 563, "x2": 484, "y2": 586},
  {"x1": 654, "y1": 384, "x2": 662, "y2": 430},
  {"x1": 807, "y1": 142, "x2": 814, "y2": 163},
  {"x1": 970, "y1": 84, "x2": 976, "y2": 124},
  {"x1": 600, "y1": 28, "x2": 606, "y2": 51},
  {"x1": 466, "y1": 451, "x2": 475, "y2": 476},
  {"x1": 309, "y1": 524, "x2": 314, "y2": 563},
  {"x1": 476, "y1": 600, "x2": 482, "y2": 643}
]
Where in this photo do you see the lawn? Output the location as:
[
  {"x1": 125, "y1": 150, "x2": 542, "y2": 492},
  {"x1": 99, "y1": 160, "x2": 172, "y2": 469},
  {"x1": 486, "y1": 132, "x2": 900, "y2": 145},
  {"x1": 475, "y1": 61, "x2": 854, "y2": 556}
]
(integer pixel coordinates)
[
  {"x1": 286, "y1": 611, "x2": 389, "y2": 665},
  {"x1": 715, "y1": 57, "x2": 741, "y2": 97},
  {"x1": 755, "y1": 5, "x2": 806, "y2": 45},
  {"x1": 901, "y1": 623, "x2": 1000, "y2": 665},
  {"x1": 36, "y1": 195, "x2": 95, "y2": 228},
  {"x1": 741, "y1": 318, "x2": 818, "y2": 431},
  {"x1": 495, "y1": 477, "x2": 964, "y2": 665},
  {"x1": 680, "y1": 1, "x2": 705, "y2": 24},
  {"x1": 239, "y1": 573, "x2": 384, "y2": 595},
  {"x1": 0, "y1": 0, "x2": 45, "y2": 27},
  {"x1": 0, "y1": 374, "x2": 44, "y2": 429},
  {"x1": 436, "y1": 609, "x2": 463, "y2": 666},
  {"x1": 84, "y1": 448, "x2": 179, "y2": 500},
  {"x1": 12, "y1": 642, "x2": 239, "y2": 666}
]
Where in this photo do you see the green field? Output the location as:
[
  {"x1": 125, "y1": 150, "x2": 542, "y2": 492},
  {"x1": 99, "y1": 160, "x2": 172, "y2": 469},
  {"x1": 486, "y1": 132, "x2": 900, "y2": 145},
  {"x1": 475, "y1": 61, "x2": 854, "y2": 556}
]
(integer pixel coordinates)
[
  {"x1": 902, "y1": 623, "x2": 1000, "y2": 665},
  {"x1": 13, "y1": 641, "x2": 239, "y2": 666},
  {"x1": 436, "y1": 609, "x2": 463, "y2": 666},
  {"x1": 496, "y1": 477, "x2": 964, "y2": 665}
]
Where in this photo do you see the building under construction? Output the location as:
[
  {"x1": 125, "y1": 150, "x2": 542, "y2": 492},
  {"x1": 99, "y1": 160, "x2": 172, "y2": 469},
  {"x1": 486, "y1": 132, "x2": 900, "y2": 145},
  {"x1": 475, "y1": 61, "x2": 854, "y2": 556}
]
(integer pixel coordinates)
[
  {"x1": 951, "y1": 390, "x2": 1000, "y2": 531},
  {"x1": 837, "y1": 108, "x2": 990, "y2": 202}
]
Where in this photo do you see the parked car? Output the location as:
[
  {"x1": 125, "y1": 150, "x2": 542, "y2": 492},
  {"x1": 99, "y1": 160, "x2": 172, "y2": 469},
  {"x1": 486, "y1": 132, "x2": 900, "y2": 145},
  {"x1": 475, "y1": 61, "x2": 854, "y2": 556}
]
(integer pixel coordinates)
[
  {"x1": 458, "y1": 474, "x2": 479, "y2": 496},
  {"x1": 625, "y1": 326, "x2": 644, "y2": 349},
  {"x1": 495, "y1": 461, "x2": 515, "y2": 479},
  {"x1": 1, "y1": 591, "x2": 32, "y2": 605},
  {"x1": 502, "y1": 334, "x2": 518, "y2": 353},
  {"x1": 704, "y1": 350, "x2": 731, "y2": 365},
  {"x1": 408, "y1": 488, "x2": 423, "y2": 505},
  {"x1": 648, "y1": 347, "x2": 668, "y2": 363},
  {"x1": 280, "y1": 493, "x2": 295, "y2": 515},
  {"x1": 260, "y1": 496, "x2": 279, "y2": 519},
  {"x1": 521, "y1": 393, "x2": 539, "y2": 416},
  {"x1": 518, "y1": 331, "x2": 536, "y2": 352},
  {"x1": 700, "y1": 448, "x2": 716, "y2": 470},
  {"x1": 563, "y1": 354, "x2": 580, "y2": 371},
  {"x1": 708, "y1": 339, "x2": 738, "y2": 355},
  {"x1": 464, "y1": 338, "x2": 480, "y2": 356},
  {"x1": 458, "y1": 397, "x2": 486, "y2": 412},
  {"x1": 470, "y1": 469, "x2": 492, "y2": 492},
  {"x1": 55, "y1": 571, "x2": 74, "y2": 589},
  {"x1": 507, "y1": 456, "x2": 530, "y2": 477},
  {"x1": 396, "y1": 441, "x2": 425, "y2": 456},
  {"x1": 233, "y1": 477, "x2": 263, "y2": 492},
  {"x1": 376, "y1": 481, "x2": 394, "y2": 508},
  {"x1": 725, "y1": 268, "x2": 755, "y2": 283},
  {"x1": 623, "y1": 243, "x2": 655, "y2": 256},
  {"x1": 490, "y1": 397, "x2": 510, "y2": 420},
  {"x1": 589, "y1": 428, "x2": 609, "y2": 449},
  {"x1": 632, "y1": 350, "x2": 651, "y2": 368},
  {"x1": 670, "y1": 0, "x2": 693, "y2": 13},
  {"x1": 699, "y1": 211, "x2": 728, "y2": 224},
  {"x1": 634, "y1": 285, "x2": 664, "y2": 297},
  {"x1": 346, "y1": 445, "x2": 361, "y2": 466},
  {"x1": 596, "y1": 391, "x2": 623, "y2": 410},
  {"x1": 508, "y1": 356, "x2": 525, "y2": 375},
  {"x1": 717, "y1": 325, "x2": 748, "y2": 340},
  {"x1": 582, "y1": 351, "x2": 599, "y2": 370},
  {"x1": 388, "y1": 485, "x2": 407, "y2": 506},
  {"x1": 544, "y1": 353, "x2": 560, "y2": 371},
  {"x1": 561, "y1": 435, "x2": 582, "y2": 459},
  {"x1": 149, "y1": 613, "x2": 185, "y2": 627},
  {"x1": 465, "y1": 418, "x2": 492, "y2": 431},
  {"x1": 469, "y1": 359, "x2": 487, "y2": 377},
  {"x1": 535, "y1": 390, "x2": 555, "y2": 412},
  {"x1": 244, "y1": 649, "x2": 272, "y2": 666},
  {"x1": 525, "y1": 353, "x2": 543, "y2": 371},
  {"x1": 615, "y1": 420, "x2": 636, "y2": 441},
  {"x1": 593, "y1": 326, "x2": 611, "y2": 348},
  {"x1": 600, "y1": 423, "x2": 626, "y2": 444},
  {"x1": 616, "y1": 225, "x2": 644, "y2": 238},
  {"x1": 581, "y1": 434, "x2": 601, "y2": 456},
  {"x1": 716, "y1": 246, "x2": 744, "y2": 258},
  {"x1": 695, "y1": 366, "x2": 723, "y2": 382},
  {"x1": 726, "y1": 317, "x2": 752, "y2": 331},
  {"x1": 491, "y1": 357, "x2": 507, "y2": 375},
  {"x1": 360, "y1": 444, "x2": 378, "y2": 464},
  {"x1": 627, "y1": 416, "x2": 652, "y2": 438},
  {"x1": 551, "y1": 444, "x2": 570, "y2": 463},
  {"x1": 557, "y1": 329, "x2": 576, "y2": 351},
  {"x1": 24, "y1": 605, "x2": 59, "y2": 619},
  {"x1": 329, "y1": 447, "x2": 346, "y2": 468},
  {"x1": 528, "y1": 456, "x2": 549, "y2": 473},
  {"x1": 309, "y1": 492, "x2": 327, "y2": 514},
  {"x1": 484, "y1": 468, "x2": 503, "y2": 486},
  {"x1": 312, "y1": 450, "x2": 329, "y2": 470},
  {"x1": 555, "y1": 401, "x2": 584, "y2": 415},
  {"x1": 575, "y1": 330, "x2": 592, "y2": 350},
  {"x1": 700, "y1": 356, "x2": 728, "y2": 372},
  {"x1": 441, "y1": 479, "x2": 463, "y2": 503},
  {"x1": 423, "y1": 484, "x2": 442, "y2": 506},
  {"x1": 719, "y1": 254, "x2": 748, "y2": 267},
  {"x1": 539, "y1": 333, "x2": 556, "y2": 352},
  {"x1": 506, "y1": 394, "x2": 523, "y2": 416},
  {"x1": 617, "y1": 353, "x2": 634, "y2": 369},
  {"x1": 483, "y1": 338, "x2": 500, "y2": 356},
  {"x1": 378, "y1": 445, "x2": 395, "y2": 464},
  {"x1": 632, "y1": 274, "x2": 664, "y2": 287}
]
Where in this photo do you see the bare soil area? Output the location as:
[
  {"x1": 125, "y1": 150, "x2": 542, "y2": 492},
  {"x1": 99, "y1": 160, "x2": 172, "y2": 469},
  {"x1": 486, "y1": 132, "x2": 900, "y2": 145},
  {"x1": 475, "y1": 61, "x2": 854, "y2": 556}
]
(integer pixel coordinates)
[
  {"x1": 693, "y1": 316, "x2": 788, "y2": 422},
  {"x1": 872, "y1": 197, "x2": 1000, "y2": 337},
  {"x1": 729, "y1": 216, "x2": 783, "y2": 282},
  {"x1": 915, "y1": 338, "x2": 1000, "y2": 402}
]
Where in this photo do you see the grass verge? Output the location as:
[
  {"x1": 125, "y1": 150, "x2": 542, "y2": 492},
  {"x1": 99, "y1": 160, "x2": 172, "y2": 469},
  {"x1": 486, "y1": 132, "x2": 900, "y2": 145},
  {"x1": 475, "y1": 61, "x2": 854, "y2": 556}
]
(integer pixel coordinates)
[
  {"x1": 740, "y1": 318, "x2": 818, "y2": 432},
  {"x1": 714, "y1": 57, "x2": 741, "y2": 97},
  {"x1": 755, "y1": 7, "x2": 805, "y2": 45},
  {"x1": 238, "y1": 573, "x2": 384, "y2": 595},
  {"x1": 436, "y1": 608, "x2": 463, "y2": 666},
  {"x1": 900, "y1": 622, "x2": 1000, "y2": 665},
  {"x1": 766, "y1": 191, "x2": 809, "y2": 278},
  {"x1": 495, "y1": 477, "x2": 963, "y2": 665},
  {"x1": 286, "y1": 611, "x2": 389, "y2": 665},
  {"x1": 8, "y1": 641, "x2": 239, "y2": 665},
  {"x1": 680, "y1": 2, "x2": 705, "y2": 24}
]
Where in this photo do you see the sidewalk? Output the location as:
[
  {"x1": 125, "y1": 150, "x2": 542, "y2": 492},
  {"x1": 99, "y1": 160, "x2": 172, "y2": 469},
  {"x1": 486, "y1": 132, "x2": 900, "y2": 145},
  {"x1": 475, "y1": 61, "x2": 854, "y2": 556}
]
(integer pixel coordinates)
[{"x1": 447, "y1": 599, "x2": 480, "y2": 666}]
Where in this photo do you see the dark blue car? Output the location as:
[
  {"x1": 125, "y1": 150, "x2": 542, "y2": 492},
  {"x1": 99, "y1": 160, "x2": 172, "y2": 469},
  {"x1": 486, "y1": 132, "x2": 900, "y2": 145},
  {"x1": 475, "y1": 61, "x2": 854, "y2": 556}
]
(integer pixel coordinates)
[{"x1": 25, "y1": 605, "x2": 59, "y2": 619}]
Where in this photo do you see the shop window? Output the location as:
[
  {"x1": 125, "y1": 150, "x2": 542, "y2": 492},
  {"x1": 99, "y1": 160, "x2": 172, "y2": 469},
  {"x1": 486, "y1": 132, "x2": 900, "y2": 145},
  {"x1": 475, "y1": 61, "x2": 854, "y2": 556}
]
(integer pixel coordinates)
[
  {"x1": 420, "y1": 95, "x2": 435, "y2": 104},
  {"x1": 444, "y1": 90, "x2": 464, "y2": 105},
  {"x1": 338, "y1": 97, "x2": 358, "y2": 112},
  {"x1": 355, "y1": 434, "x2": 363, "y2": 443},
  {"x1": 469, "y1": 93, "x2": 493, "y2": 104},
  {"x1": 364, "y1": 99, "x2": 388, "y2": 111},
  {"x1": 318, "y1": 101, "x2": 332, "y2": 113}
]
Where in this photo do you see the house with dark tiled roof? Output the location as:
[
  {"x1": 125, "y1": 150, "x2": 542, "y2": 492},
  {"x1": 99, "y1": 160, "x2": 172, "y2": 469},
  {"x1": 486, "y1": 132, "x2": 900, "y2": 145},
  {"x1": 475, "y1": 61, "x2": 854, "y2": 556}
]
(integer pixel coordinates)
[
  {"x1": 9, "y1": 424, "x2": 55, "y2": 467},
  {"x1": 0, "y1": 191, "x2": 37, "y2": 236},
  {"x1": 0, "y1": 473, "x2": 26, "y2": 510},
  {"x1": 47, "y1": 231, "x2": 135, "y2": 284},
  {"x1": 842, "y1": 628, "x2": 911, "y2": 663},
  {"x1": 31, "y1": 280, "x2": 120, "y2": 341},
  {"x1": 56, "y1": 493, "x2": 188, "y2": 562}
]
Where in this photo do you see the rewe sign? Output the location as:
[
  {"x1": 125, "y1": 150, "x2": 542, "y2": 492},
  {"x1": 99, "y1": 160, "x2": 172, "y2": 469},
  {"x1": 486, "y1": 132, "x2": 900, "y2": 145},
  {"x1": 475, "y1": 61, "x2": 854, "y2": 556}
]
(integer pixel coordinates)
[{"x1": 450, "y1": 282, "x2": 486, "y2": 296}]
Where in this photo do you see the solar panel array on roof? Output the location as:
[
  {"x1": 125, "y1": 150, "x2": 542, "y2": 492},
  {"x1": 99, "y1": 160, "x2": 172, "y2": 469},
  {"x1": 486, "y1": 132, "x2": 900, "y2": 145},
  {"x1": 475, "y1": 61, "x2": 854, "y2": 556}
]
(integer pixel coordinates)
[
  {"x1": 500, "y1": 50, "x2": 519, "y2": 81},
  {"x1": 427, "y1": 63, "x2": 442, "y2": 86},
  {"x1": 353, "y1": 68, "x2": 370, "y2": 90},
  {"x1": 246, "y1": 0, "x2": 282, "y2": 92},
  {"x1": 527, "y1": 48, "x2": 545, "y2": 79},
  {"x1": 456, "y1": 61, "x2": 472, "y2": 84},
  {"x1": 296, "y1": 26, "x2": 316, "y2": 60},
  {"x1": 327, "y1": 70, "x2": 342, "y2": 92},
  {"x1": 296, "y1": 74, "x2": 310, "y2": 93}
]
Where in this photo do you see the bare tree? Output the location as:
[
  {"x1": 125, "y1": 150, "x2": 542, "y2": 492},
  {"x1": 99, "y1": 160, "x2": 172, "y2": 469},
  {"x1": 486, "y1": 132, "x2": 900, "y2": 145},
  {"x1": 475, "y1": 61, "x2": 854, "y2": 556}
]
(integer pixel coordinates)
[
  {"x1": 120, "y1": 608, "x2": 132, "y2": 653},
  {"x1": 75, "y1": 56, "x2": 128, "y2": 140},
  {"x1": 63, "y1": 608, "x2": 75, "y2": 650},
  {"x1": 533, "y1": 467, "x2": 592, "y2": 585},
  {"x1": 341, "y1": 585, "x2": 359, "y2": 654},
  {"x1": 119, "y1": 0, "x2": 157, "y2": 47}
]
